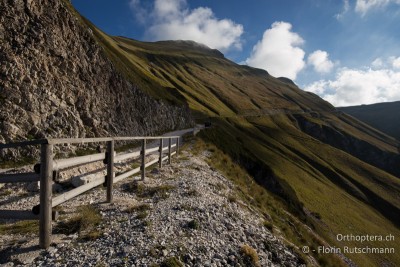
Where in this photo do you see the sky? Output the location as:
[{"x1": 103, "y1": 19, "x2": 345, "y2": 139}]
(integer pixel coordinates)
[{"x1": 71, "y1": 0, "x2": 400, "y2": 107}]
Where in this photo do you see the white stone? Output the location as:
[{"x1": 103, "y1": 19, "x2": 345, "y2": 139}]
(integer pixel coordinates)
[
  {"x1": 27, "y1": 181, "x2": 63, "y2": 193},
  {"x1": 71, "y1": 174, "x2": 101, "y2": 187}
]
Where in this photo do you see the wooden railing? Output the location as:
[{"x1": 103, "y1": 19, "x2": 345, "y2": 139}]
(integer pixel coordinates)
[{"x1": 0, "y1": 134, "x2": 186, "y2": 249}]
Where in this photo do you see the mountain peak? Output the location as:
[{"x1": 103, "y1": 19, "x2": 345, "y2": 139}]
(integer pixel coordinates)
[
  {"x1": 157, "y1": 40, "x2": 225, "y2": 58},
  {"x1": 277, "y1": 77, "x2": 297, "y2": 87}
]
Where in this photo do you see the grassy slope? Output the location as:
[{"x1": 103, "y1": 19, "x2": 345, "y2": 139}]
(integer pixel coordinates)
[
  {"x1": 201, "y1": 116, "x2": 399, "y2": 266},
  {"x1": 339, "y1": 101, "x2": 400, "y2": 141},
  {"x1": 67, "y1": 5, "x2": 400, "y2": 265},
  {"x1": 95, "y1": 37, "x2": 400, "y2": 266}
]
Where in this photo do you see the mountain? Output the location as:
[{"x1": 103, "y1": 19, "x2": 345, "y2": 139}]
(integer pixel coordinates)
[
  {"x1": 1, "y1": 0, "x2": 399, "y2": 266},
  {"x1": 339, "y1": 101, "x2": 400, "y2": 141},
  {"x1": 85, "y1": 30, "x2": 400, "y2": 267}
]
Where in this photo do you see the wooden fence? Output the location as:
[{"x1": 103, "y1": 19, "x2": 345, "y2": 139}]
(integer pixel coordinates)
[{"x1": 0, "y1": 134, "x2": 184, "y2": 249}]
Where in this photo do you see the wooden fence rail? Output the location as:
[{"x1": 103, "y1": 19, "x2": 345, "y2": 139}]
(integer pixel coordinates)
[{"x1": 0, "y1": 133, "x2": 187, "y2": 249}]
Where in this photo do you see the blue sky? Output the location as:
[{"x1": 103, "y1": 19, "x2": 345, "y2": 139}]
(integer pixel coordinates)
[{"x1": 72, "y1": 0, "x2": 400, "y2": 107}]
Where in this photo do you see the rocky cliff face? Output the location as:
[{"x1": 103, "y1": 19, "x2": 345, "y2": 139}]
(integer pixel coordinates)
[{"x1": 0, "y1": 0, "x2": 193, "y2": 146}]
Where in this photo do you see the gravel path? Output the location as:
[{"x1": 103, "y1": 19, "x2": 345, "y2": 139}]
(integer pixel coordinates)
[{"x1": 0, "y1": 145, "x2": 302, "y2": 266}]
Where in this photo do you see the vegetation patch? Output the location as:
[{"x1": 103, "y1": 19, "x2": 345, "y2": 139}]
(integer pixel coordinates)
[
  {"x1": 136, "y1": 210, "x2": 149, "y2": 220},
  {"x1": 72, "y1": 148, "x2": 99, "y2": 157},
  {"x1": 0, "y1": 220, "x2": 39, "y2": 235},
  {"x1": 186, "y1": 219, "x2": 200, "y2": 230},
  {"x1": 125, "y1": 182, "x2": 175, "y2": 200},
  {"x1": 126, "y1": 203, "x2": 151, "y2": 214},
  {"x1": 185, "y1": 188, "x2": 199, "y2": 197},
  {"x1": 228, "y1": 194, "x2": 237, "y2": 203},
  {"x1": 178, "y1": 155, "x2": 189, "y2": 161},
  {"x1": 178, "y1": 204, "x2": 194, "y2": 211},
  {"x1": 262, "y1": 220, "x2": 274, "y2": 232},
  {"x1": 240, "y1": 244, "x2": 261, "y2": 267},
  {"x1": 0, "y1": 189, "x2": 13, "y2": 197},
  {"x1": 0, "y1": 156, "x2": 36, "y2": 169},
  {"x1": 54, "y1": 205, "x2": 102, "y2": 240},
  {"x1": 160, "y1": 257, "x2": 184, "y2": 267}
]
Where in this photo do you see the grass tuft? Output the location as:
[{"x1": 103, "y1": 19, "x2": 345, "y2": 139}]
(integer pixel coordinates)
[
  {"x1": 186, "y1": 219, "x2": 200, "y2": 230},
  {"x1": 125, "y1": 182, "x2": 175, "y2": 200},
  {"x1": 0, "y1": 220, "x2": 39, "y2": 235},
  {"x1": 137, "y1": 211, "x2": 149, "y2": 220},
  {"x1": 126, "y1": 203, "x2": 151, "y2": 213},
  {"x1": 54, "y1": 205, "x2": 102, "y2": 240},
  {"x1": 240, "y1": 244, "x2": 261, "y2": 267}
]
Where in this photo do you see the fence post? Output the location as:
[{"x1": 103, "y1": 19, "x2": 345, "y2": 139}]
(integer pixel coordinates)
[
  {"x1": 141, "y1": 139, "x2": 146, "y2": 180},
  {"x1": 176, "y1": 137, "x2": 180, "y2": 155},
  {"x1": 159, "y1": 138, "x2": 163, "y2": 169},
  {"x1": 106, "y1": 140, "x2": 114, "y2": 203},
  {"x1": 168, "y1": 137, "x2": 172, "y2": 164},
  {"x1": 39, "y1": 143, "x2": 53, "y2": 249}
]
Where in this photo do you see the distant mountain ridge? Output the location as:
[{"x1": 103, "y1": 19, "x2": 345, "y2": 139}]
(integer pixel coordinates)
[{"x1": 339, "y1": 101, "x2": 400, "y2": 141}]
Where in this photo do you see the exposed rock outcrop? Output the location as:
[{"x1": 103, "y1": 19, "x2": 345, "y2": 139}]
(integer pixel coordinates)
[{"x1": 0, "y1": 0, "x2": 193, "y2": 149}]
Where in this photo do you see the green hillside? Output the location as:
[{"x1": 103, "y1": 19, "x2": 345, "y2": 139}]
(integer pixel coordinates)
[
  {"x1": 339, "y1": 101, "x2": 400, "y2": 141},
  {"x1": 67, "y1": 3, "x2": 400, "y2": 266}
]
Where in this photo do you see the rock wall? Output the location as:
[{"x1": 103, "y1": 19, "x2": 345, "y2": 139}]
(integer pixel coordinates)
[{"x1": 0, "y1": 0, "x2": 193, "y2": 148}]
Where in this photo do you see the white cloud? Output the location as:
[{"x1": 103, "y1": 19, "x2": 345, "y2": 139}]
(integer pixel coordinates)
[
  {"x1": 304, "y1": 64, "x2": 400, "y2": 106},
  {"x1": 303, "y1": 80, "x2": 329, "y2": 95},
  {"x1": 130, "y1": 0, "x2": 243, "y2": 51},
  {"x1": 245, "y1": 22, "x2": 305, "y2": 80},
  {"x1": 391, "y1": 57, "x2": 400, "y2": 69},
  {"x1": 307, "y1": 50, "x2": 334, "y2": 74},
  {"x1": 129, "y1": 0, "x2": 148, "y2": 24},
  {"x1": 371, "y1": 57, "x2": 384, "y2": 68},
  {"x1": 355, "y1": 0, "x2": 400, "y2": 16},
  {"x1": 335, "y1": 0, "x2": 350, "y2": 20}
]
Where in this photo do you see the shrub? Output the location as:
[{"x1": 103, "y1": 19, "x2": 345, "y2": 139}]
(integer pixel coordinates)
[
  {"x1": 240, "y1": 244, "x2": 261, "y2": 267},
  {"x1": 187, "y1": 219, "x2": 200, "y2": 230}
]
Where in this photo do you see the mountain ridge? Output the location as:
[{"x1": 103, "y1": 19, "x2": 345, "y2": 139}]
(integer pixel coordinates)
[
  {"x1": 91, "y1": 29, "x2": 400, "y2": 266},
  {"x1": 339, "y1": 101, "x2": 400, "y2": 141}
]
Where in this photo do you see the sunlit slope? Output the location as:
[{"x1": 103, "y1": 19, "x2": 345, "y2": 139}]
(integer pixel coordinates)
[
  {"x1": 87, "y1": 28, "x2": 399, "y2": 154},
  {"x1": 86, "y1": 23, "x2": 335, "y2": 113},
  {"x1": 77, "y1": 16, "x2": 400, "y2": 266}
]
